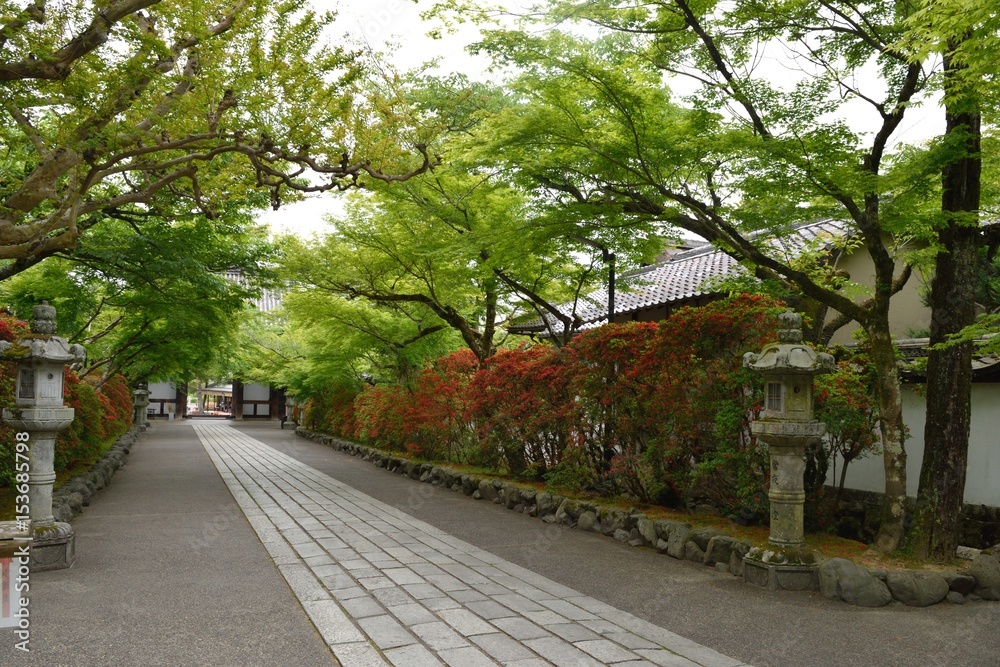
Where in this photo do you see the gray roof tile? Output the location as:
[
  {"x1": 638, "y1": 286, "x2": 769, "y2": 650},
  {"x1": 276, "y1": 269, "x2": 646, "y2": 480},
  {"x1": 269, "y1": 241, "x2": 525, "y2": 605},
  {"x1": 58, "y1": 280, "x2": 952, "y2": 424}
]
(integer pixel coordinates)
[{"x1": 510, "y1": 219, "x2": 849, "y2": 335}]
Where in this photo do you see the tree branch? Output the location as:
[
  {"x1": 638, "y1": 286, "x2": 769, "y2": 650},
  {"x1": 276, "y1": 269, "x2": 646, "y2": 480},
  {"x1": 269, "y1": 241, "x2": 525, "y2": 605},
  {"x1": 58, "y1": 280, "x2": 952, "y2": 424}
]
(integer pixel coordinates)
[{"x1": 0, "y1": 0, "x2": 163, "y2": 81}]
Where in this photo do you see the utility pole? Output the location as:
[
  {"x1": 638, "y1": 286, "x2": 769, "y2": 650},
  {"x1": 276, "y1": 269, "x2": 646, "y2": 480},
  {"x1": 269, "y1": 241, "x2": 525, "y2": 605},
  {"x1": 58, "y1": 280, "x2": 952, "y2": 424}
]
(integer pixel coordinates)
[{"x1": 571, "y1": 236, "x2": 616, "y2": 323}]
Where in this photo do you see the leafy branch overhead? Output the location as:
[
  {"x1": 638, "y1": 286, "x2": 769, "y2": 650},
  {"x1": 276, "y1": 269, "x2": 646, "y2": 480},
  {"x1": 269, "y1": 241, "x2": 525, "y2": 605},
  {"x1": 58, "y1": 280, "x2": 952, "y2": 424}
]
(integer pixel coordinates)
[{"x1": 0, "y1": 0, "x2": 439, "y2": 278}]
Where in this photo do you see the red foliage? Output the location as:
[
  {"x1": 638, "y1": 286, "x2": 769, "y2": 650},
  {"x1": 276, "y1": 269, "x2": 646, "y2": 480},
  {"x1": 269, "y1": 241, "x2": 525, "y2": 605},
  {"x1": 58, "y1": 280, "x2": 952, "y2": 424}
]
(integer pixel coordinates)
[
  {"x1": 55, "y1": 370, "x2": 108, "y2": 471},
  {"x1": 632, "y1": 295, "x2": 782, "y2": 513},
  {"x1": 97, "y1": 374, "x2": 135, "y2": 438},
  {"x1": 305, "y1": 294, "x2": 875, "y2": 525},
  {"x1": 305, "y1": 383, "x2": 360, "y2": 438},
  {"x1": 0, "y1": 311, "x2": 28, "y2": 343},
  {"x1": 466, "y1": 344, "x2": 577, "y2": 476},
  {"x1": 351, "y1": 349, "x2": 480, "y2": 461}
]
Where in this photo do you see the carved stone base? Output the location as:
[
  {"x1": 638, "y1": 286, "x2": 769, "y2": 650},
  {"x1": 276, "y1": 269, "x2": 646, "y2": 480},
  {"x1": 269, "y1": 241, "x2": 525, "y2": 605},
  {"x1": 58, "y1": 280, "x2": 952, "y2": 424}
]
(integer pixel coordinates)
[
  {"x1": 31, "y1": 522, "x2": 75, "y2": 571},
  {"x1": 0, "y1": 521, "x2": 31, "y2": 560},
  {"x1": 743, "y1": 546, "x2": 818, "y2": 592}
]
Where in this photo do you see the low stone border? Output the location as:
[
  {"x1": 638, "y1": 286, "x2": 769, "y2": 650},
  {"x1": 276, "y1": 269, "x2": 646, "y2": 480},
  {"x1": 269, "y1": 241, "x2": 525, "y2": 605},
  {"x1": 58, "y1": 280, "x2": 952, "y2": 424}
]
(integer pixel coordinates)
[
  {"x1": 296, "y1": 428, "x2": 1000, "y2": 609},
  {"x1": 49, "y1": 427, "x2": 141, "y2": 523}
]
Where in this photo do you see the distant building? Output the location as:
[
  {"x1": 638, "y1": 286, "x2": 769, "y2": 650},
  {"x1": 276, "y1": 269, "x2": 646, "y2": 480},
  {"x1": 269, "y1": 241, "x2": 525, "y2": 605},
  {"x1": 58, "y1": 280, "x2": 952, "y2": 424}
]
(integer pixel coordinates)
[{"x1": 145, "y1": 270, "x2": 289, "y2": 421}]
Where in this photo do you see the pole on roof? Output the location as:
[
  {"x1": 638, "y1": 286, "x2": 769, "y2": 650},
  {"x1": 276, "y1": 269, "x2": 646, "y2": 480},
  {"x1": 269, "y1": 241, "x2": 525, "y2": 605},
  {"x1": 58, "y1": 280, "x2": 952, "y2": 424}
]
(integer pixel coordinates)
[
  {"x1": 570, "y1": 235, "x2": 616, "y2": 324},
  {"x1": 607, "y1": 251, "x2": 615, "y2": 325}
]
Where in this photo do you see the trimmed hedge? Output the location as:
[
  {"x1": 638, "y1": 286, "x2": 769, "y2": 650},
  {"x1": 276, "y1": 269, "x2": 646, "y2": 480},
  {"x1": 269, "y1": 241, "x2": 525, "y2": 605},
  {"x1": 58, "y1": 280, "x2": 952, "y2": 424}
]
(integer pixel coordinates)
[{"x1": 304, "y1": 294, "x2": 879, "y2": 523}]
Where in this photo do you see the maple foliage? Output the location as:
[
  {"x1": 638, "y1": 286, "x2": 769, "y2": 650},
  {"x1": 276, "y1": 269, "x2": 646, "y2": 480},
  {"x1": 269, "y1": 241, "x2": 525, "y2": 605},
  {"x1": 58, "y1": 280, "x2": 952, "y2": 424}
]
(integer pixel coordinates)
[{"x1": 812, "y1": 347, "x2": 882, "y2": 518}]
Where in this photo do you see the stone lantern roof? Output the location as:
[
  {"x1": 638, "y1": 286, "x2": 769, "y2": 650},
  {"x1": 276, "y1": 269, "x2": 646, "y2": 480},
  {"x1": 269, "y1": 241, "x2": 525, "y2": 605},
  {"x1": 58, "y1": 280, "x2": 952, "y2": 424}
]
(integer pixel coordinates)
[
  {"x1": 0, "y1": 301, "x2": 86, "y2": 365},
  {"x1": 743, "y1": 310, "x2": 835, "y2": 376}
]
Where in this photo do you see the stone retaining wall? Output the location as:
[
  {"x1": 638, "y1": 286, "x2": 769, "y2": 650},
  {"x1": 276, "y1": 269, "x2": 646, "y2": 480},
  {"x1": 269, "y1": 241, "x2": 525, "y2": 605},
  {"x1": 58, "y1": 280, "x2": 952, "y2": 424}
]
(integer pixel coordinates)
[
  {"x1": 49, "y1": 427, "x2": 140, "y2": 523},
  {"x1": 296, "y1": 428, "x2": 1000, "y2": 609},
  {"x1": 834, "y1": 487, "x2": 1000, "y2": 549}
]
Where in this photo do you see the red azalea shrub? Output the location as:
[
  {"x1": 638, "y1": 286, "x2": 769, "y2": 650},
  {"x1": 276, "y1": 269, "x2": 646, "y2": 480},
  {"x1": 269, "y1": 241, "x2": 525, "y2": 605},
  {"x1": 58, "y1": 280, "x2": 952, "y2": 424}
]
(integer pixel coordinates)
[
  {"x1": 304, "y1": 382, "x2": 360, "y2": 437},
  {"x1": 562, "y1": 322, "x2": 660, "y2": 495},
  {"x1": 351, "y1": 349, "x2": 479, "y2": 462},
  {"x1": 0, "y1": 308, "x2": 136, "y2": 487},
  {"x1": 466, "y1": 344, "x2": 577, "y2": 477},
  {"x1": 305, "y1": 293, "x2": 879, "y2": 526},
  {"x1": 633, "y1": 295, "x2": 783, "y2": 515},
  {"x1": 352, "y1": 384, "x2": 410, "y2": 450},
  {"x1": 55, "y1": 370, "x2": 108, "y2": 472},
  {"x1": 97, "y1": 373, "x2": 135, "y2": 440},
  {"x1": 0, "y1": 311, "x2": 28, "y2": 343}
]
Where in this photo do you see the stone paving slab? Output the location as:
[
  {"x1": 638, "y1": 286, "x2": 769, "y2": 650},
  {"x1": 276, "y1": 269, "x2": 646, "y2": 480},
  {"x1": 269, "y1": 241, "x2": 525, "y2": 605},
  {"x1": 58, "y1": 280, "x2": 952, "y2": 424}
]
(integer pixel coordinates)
[{"x1": 193, "y1": 423, "x2": 751, "y2": 667}]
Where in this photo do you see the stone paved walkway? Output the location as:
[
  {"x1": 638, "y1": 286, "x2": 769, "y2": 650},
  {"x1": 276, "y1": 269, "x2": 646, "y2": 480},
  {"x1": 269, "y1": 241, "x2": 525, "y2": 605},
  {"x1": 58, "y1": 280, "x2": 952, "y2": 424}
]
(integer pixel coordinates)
[{"x1": 193, "y1": 422, "x2": 751, "y2": 667}]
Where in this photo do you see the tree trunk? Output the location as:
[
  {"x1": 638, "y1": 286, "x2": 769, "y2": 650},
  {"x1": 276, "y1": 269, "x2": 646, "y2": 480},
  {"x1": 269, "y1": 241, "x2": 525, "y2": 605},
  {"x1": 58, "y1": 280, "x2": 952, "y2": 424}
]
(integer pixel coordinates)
[
  {"x1": 867, "y1": 325, "x2": 908, "y2": 552},
  {"x1": 910, "y1": 54, "x2": 981, "y2": 559}
]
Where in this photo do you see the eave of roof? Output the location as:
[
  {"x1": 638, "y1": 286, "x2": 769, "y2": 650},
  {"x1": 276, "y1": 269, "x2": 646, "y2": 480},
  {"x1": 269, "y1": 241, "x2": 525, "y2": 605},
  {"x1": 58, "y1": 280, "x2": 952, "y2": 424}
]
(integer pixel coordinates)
[{"x1": 509, "y1": 218, "x2": 850, "y2": 336}]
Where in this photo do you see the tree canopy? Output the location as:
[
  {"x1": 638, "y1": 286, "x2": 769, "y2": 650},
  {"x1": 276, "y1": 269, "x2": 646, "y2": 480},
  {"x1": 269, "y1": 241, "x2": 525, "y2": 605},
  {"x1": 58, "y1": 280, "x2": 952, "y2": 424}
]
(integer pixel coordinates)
[
  {"x1": 0, "y1": 0, "x2": 436, "y2": 279},
  {"x1": 0, "y1": 187, "x2": 276, "y2": 383}
]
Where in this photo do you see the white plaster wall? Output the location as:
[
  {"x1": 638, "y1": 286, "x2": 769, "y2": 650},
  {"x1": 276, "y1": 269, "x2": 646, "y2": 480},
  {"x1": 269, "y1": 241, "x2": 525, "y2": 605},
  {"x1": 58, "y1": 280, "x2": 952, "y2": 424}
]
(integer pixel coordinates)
[
  {"x1": 148, "y1": 381, "x2": 176, "y2": 399},
  {"x1": 243, "y1": 382, "x2": 271, "y2": 401},
  {"x1": 836, "y1": 385, "x2": 1000, "y2": 507},
  {"x1": 827, "y1": 249, "x2": 931, "y2": 346}
]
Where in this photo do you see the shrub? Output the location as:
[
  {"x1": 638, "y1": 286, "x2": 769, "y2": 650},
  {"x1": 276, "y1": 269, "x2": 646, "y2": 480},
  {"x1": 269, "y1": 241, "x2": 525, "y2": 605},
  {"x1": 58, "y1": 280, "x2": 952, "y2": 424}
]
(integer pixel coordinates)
[
  {"x1": 563, "y1": 322, "x2": 660, "y2": 487},
  {"x1": 302, "y1": 293, "x2": 881, "y2": 529},
  {"x1": 624, "y1": 295, "x2": 781, "y2": 513},
  {"x1": 466, "y1": 345, "x2": 576, "y2": 477},
  {"x1": 304, "y1": 382, "x2": 360, "y2": 437},
  {"x1": 55, "y1": 370, "x2": 108, "y2": 472},
  {"x1": 351, "y1": 349, "x2": 479, "y2": 462},
  {"x1": 97, "y1": 373, "x2": 134, "y2": 441}
]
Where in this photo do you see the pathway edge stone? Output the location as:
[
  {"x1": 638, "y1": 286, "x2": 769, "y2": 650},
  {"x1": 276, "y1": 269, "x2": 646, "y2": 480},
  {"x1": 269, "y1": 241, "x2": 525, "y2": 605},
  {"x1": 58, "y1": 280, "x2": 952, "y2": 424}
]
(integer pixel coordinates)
[{"x1": 295, "y1": 428, "x2": 994, "y2": 610}]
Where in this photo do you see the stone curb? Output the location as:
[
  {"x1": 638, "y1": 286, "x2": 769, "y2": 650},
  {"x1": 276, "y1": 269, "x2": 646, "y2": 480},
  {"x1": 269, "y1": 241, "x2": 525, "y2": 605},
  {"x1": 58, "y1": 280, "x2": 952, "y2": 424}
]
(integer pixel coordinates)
[
  {"x1": 295, "y1": 428, "x2": 1000, "y2": 610},
  {"x1": 49, "y1": 426, "x2": 142, "y2": 524}
]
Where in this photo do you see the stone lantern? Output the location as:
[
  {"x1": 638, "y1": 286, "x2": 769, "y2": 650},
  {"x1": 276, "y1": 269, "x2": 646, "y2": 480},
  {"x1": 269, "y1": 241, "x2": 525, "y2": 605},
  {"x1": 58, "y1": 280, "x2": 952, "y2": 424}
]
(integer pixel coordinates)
[
  {"x1": 741, "y1": 309, "x2": 834, "y2": 590},
  {"x1": 0, "y1": 302, "x2": 86, "y2": 571},
  {"x1": 132, "y1": 383, "x2": 150, "y2": 431}
]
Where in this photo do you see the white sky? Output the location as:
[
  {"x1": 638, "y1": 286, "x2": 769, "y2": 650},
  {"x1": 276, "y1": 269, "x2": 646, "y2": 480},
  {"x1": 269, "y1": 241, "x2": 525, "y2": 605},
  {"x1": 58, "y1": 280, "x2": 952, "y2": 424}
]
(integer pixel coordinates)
[
  {"x1": 261, "y1": 1, "x2": 946, "y2": 239},
  {"x1": 262, "y1": 0, "x2": 506, "y2": 238}
]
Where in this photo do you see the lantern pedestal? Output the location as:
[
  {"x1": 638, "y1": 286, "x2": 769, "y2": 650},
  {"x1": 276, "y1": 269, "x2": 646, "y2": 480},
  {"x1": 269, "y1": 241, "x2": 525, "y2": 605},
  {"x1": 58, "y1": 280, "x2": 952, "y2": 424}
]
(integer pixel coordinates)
[
  {"x1": 741, "y1": 426, "x2": 824, "y2": 592},
  {"x1": 742, "y1": 546, "x2": 819, "y2": 592},
  {"x1": 28, "y1": 521, "x2": 76, "y2": 571},
  {"x1": 4, "y1": 407, "x2": 77, "y2": 571},
  {"x1": 133, "y1": 384, "x2": 150, "y2": 431},
  {"x1": 742, "y1": 310, "x2": 833, "y2": 592}
]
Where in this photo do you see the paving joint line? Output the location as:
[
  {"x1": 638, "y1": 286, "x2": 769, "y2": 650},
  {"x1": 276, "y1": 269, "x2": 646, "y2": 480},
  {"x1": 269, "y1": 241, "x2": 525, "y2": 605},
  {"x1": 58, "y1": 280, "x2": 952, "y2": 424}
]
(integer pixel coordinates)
[{"x1": 193, "y1": 422, "x2": 752, "y2": 667}]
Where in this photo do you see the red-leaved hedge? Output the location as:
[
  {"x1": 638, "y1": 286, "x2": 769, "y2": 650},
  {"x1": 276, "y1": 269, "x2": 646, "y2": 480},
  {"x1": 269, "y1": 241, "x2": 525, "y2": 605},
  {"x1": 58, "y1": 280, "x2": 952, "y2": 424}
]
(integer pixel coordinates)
[{"x1": 306, "y1": 294, "x2": 880, "y2": 521}]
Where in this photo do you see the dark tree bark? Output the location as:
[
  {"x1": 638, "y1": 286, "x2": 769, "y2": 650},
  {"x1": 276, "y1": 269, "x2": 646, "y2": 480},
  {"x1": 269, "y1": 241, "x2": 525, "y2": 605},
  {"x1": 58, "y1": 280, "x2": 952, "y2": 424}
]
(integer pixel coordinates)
[{"x1": 910, "y1": 42, "x2": 981, "y2": 560}]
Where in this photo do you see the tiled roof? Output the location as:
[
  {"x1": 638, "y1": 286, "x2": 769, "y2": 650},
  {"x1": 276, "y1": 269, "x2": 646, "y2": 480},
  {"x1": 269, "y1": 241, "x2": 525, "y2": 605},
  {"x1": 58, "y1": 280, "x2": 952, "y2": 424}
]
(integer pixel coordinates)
[
  {"x1": 509, "y1": 219, "x2": 849, "y2": 335},
  {"x1": 224, "y1": 269, "x2": 284, "y2": 313},
  {"x1": 893, "y1": 338, "x2": 1000, "y2": 377}
]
